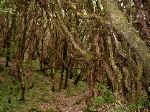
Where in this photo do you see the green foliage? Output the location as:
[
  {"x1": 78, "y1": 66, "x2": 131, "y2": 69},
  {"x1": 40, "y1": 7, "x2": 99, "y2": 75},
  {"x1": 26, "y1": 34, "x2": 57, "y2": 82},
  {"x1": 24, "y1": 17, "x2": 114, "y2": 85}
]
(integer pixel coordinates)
[
  {"x1": 96, "y1": 84, "x2": 114, "y2": 103},
  {"x1": 47, "y1": 108, "x2": 57, "y2": 112},
  {"x1": 108, "y1": 95, "x2": 149, "y2": 112},
  {"x1": 65, "y1": 81, "x2": 88, "y2": 96},
  {"x1": 0, "y1": 72, "x2": 54, "y2": 112},
  {"x1": 32, "y1": 59, "x2": 41, "y2": 70},
  {"x1": 0, "y1": 48, "x2": 6, "y2": 57},
  {"x1": 28, "y1": 108, "x2": 42, "y2": 112},
  {"x1": 0, "y1": 74, "x2": 20, "y2": 112},
  {"x1": 92, "y1": 96, "x2": 105, "y2": 107},
  {"x1": 85, "y1": 105, "x2": 97, "y2": 112},
  {"x1": 78, "y1": 81, "x2": 88, "y2": 92},
  {"x1": 127, "y1": 97, "x2": 148, "y2": 112},
  {"x1": 0, "y1": 0, "x2": 7, "y2": 9},
  {"x1": 0, "y1": 0, "x2": 16, "y2": 14},
  {"x1": 66, "y1": 87, "x2": 76, "y2": 96},
  {"x1": 85, "y1": 84, "x2": 115, "y2": 111}
]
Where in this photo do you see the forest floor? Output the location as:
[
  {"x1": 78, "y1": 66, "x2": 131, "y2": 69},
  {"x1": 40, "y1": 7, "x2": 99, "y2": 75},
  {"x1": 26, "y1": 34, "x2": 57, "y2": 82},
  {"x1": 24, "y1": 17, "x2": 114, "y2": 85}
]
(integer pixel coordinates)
[
  {"x1": 40, "y1": 91, "x2": 87, "y2": 112},
  {"x1": 0, "y1": 65, "x2": 89, "y2": 112},
  {"x1": 0, "y1": 58, "x2": 149, "y2": 112}
]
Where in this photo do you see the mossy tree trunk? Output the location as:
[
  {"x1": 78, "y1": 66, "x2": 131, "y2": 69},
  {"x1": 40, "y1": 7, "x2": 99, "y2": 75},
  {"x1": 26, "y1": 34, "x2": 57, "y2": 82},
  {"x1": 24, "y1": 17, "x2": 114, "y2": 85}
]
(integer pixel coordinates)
[{"x1": 102, "y1": 0, "x2": 150, "y2": 98}]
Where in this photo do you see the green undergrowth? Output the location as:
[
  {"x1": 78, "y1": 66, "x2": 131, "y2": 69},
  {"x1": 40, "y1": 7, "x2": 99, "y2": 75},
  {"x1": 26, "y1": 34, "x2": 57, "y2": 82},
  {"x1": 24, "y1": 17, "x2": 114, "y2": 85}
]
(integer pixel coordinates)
[
  {"x1": 0, "y1": 72, "x2": 55, "y2": 112},
  {"x1": 107, "y1": 98, "x2": 149, "y2": 112},
  {"x1": 65, "y1": 81, "x2": 88, "y2": 96},
  {"x1": 85, "y1": 83, "x2": 149, "y2": 112},
  {"x1": 0, "y1": 69, "x2": 88, "y2": 112},
  {"x1": 85, "y1": 84, "x2": 115, "y2": 112},
  {"x1": 0, "y1": 67, "x2": 148, "y2": 112}
]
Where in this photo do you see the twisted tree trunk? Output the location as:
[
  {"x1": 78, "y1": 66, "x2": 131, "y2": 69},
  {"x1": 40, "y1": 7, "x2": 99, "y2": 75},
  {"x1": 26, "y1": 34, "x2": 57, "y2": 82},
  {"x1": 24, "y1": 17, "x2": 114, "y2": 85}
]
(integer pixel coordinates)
[{"x1": 102, "y1": 0, "x2": 150, "y2": 97}]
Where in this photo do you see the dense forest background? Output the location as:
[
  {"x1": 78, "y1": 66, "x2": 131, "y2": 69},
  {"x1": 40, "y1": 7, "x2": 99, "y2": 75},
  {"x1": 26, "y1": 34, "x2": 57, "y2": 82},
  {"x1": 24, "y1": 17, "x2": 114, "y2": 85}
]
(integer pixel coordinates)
[{"x1": 0, "y1": 0, "x2": 150, "y2": 112}]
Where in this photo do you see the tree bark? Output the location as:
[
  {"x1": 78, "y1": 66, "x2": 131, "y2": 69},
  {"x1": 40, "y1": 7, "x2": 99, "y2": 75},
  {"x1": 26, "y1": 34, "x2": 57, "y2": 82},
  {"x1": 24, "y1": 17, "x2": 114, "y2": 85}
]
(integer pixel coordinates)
[{"x1": 102, "y1": 0, "x2": 150, "y2": 84}]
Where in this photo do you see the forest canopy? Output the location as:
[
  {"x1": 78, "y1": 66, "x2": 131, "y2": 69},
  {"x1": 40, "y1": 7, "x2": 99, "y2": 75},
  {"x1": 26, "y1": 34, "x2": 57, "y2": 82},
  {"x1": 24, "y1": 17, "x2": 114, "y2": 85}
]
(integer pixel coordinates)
[{"x1": 0, "y1": 0, "x2": 150, "y2": 111}]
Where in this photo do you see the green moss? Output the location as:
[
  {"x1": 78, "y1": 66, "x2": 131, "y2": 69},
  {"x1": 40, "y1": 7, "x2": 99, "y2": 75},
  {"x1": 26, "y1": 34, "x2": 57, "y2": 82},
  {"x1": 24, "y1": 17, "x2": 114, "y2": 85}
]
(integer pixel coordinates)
[
  {"x1": 65, "y1": 81, "x2": 88, "y2": 96},
  {"x1": 0, "y1": 72, "x2": 54, "y2": 112}
]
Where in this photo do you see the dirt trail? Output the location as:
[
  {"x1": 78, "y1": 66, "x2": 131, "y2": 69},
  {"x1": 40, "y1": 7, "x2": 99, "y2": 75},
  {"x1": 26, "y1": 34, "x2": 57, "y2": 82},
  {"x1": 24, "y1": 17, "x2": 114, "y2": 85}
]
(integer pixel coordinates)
[
  {"x1": 55, "y1": 92, "x2": 87, "y2": 112},
  {"x1": 39, "y1": 92, "x2": 87, "y2": 112}
]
